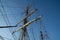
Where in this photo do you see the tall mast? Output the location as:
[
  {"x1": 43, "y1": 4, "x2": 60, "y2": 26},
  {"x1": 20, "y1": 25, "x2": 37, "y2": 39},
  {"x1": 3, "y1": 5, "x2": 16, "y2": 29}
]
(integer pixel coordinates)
[
  {"x1": 12, "y1": 4, "x2": 42, "y2": 40},
  {"x1": 20, "y1": 4, "x2": 30, "y2": 40}
]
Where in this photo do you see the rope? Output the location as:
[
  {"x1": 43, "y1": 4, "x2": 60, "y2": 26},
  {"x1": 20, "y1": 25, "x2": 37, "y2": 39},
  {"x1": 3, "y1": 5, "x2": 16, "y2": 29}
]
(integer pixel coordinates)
[
  {"x1": 31, "y1": 26, "x2": 36, "y2": 40},
  {"x1": 0, "y1": 0, "x2": 17, "y2": 40}
]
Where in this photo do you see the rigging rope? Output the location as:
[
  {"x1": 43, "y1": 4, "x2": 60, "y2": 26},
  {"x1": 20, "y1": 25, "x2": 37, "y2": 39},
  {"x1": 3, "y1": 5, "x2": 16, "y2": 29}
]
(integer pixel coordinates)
[
  {"x1": 0, "y1": 0, "x2": 17, "y2": 40},
  {"x1": 39, "y1": 18, "x2": 50, "y2": 40},
  {"x1": 42, "y1": 21, "x2": 50, "y2": 40},
  {"x1": 0, "y1": 0, "x2": 9, "y2": 25},
  {"x1": 31, "y1": 26, "x2": 36, "y2": 40},
  {"x1": 40, "y1": 19, "x2": 44, "y2": 40}
]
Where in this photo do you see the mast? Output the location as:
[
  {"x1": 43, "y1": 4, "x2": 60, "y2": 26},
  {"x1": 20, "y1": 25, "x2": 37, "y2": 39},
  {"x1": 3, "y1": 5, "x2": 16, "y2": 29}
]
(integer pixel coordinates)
[
  {"x1": 0, "y1": 0, "x2": 50, "y2": 40},
  {"x1": 19, "y1": 4, "x2": 30, "y2": 40}
]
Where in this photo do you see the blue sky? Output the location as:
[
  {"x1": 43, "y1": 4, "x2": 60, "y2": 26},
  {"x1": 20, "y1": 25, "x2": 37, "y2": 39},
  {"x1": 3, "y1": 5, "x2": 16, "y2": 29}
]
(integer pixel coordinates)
[{"x1": 0, "y1": 0, "x2": 60, "y2": 40}]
